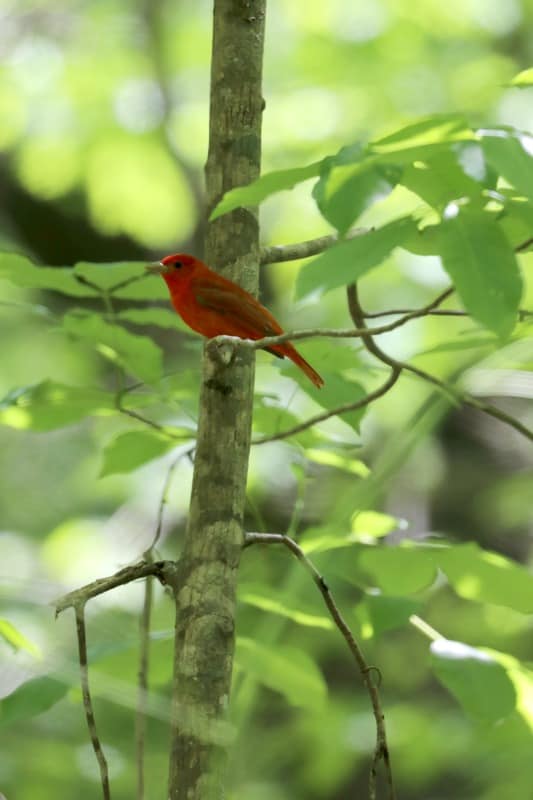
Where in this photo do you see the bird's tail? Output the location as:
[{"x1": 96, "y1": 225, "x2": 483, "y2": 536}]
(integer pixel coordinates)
[{"x1": 281, "y1": 343, "x2": 324, "y2": 389}]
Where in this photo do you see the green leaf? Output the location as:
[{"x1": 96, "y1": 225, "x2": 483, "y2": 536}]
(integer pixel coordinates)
[
  {"x1": 439, "y1": 206, "x2": 522, "y2": 338},
  {"x1": 507, "y1": 67, "x2": 533, "y2": 88},
  {"x1": 351, "y1": 510, "x2": 399, "y2": 539},
  {"x1": 116, "y1": 307, "x2": 188, "y2": 331},
  {"x1": 417, "y1": 335, "x2": 498, "y2": 357},
  {"x1": 100, "y1": 430, "x2": 180, "y2": 477},
  {"x1": 210, "y1": 161, "x2": 323, "y2": 221},
  {"x1": 235, "y1": 637, "x2": 327, "y2": 711},
  {"x1": 296, "y1": 217, "x2": 417, "y2": 298},
  {"x1": 0, "y1": 252, "x2": 98, "y2": 297},
  {"x1": 239, "y1": 590, "x2": 333, "y2": 630},
  {"x1": 358, "y1": 594, "x2": 421, "y2": 637},
  {"x1": 0, "y1": 676, "x2": 68, "y2": 728},
  {"x1": 401, "y1": 151, "x2": 485, "y2": 210},
  {"x1": 113, "y1": 275, "x2": 170, "y2": 301},
  {"x1": 306, "y1": 449, "x2": 369, "y2": 478},
  {"x1": 73, "y1": 261, "x2": 147, "y2": 291},
  {"x1": 431, "y1": 639, "x2": 516, "y2": 723},
  {"x1": 437, "y1": 542, "x2": 533, "y2": 614},
  {"x1": 480, "y1": 129, "x2": 533, "y2": 206},
  {"x1": 253, "y1": 402, "x2": 318, "y2": 447},
  {"x1": 0, "y1": 381, "x2": 114, "y2": 430},
  {"x1": 357, "y1": 544, "x2": 436, "y2": 595},
  {"x1": 402, "y1": 222, "x2": 442, "y2": 255},
  {"x1": 313, "y1": 144, "x2": 398, "y2": 233},
  {"x1": 63, "y1": 311, "x2": 163, "y2": 383},
  {"x1": 369, "y1": 115, "x2": 476, "y2": 161},
  {"x1": 282, "y1": 370, "x2": 367, "y2": 433},
  {"x1": 0, "y1": 619, "x2": 41, "y2": 658}
]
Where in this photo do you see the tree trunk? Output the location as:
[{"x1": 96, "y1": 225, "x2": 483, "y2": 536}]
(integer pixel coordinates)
[{"x1": 167, "y1": 2, "x2": 265, "y2": 798}]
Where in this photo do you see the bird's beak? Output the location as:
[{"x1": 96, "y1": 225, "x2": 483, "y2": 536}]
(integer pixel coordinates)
[{"x1": 146, "y1": 261, "x2": 169, "y2": 275}]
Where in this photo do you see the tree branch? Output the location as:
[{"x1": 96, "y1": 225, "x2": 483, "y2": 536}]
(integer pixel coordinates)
[
  {"x1": 253, "y1": 367, "x2": 401, "y2": 445},
  {"x1": 55, "y1": 561, "x2": 172, "y2": 616},
  {"x1": 244, "y1": 532, "x2": 395, "y2": 800},
  {"x1": 75, "y1": 604, "x2": 111, "y2": 800},
  {"x1": 136, "y1": 559, "x2": 153, "y2": 800},
  {"x1": 260, "y1": 228, "x2": 369, "y2": 264},
  {"x1": 212, "y1": 287, "x2": 455, "y2": 353},
  {"x1": 346, "y1": 285, "x2": 533, "y2": 443}
]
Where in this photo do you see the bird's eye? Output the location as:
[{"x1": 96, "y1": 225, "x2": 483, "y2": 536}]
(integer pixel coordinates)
[{"x1": 174, "y1": 261, "x2": 182, "y2": 269}]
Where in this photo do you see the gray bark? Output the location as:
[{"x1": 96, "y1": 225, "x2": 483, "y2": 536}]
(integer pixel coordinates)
[{"x1": 167, "y1": 2, "x2": 265, "y2": 798}]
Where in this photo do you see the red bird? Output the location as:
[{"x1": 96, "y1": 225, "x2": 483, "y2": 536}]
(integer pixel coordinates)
[{"x1": 147, "y1": 253, "x2": 324, "y2": 388}]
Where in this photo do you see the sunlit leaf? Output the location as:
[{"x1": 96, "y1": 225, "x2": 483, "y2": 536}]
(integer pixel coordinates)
[
  {"x1": 431, "y1": 639, "x2": 516, "y2": 723},
  {"x1": 401, "y1": 152, "x2": 485, "y2": 210},
  {"x1": 235, "y1": 637, "x2": 327, "y2": 711},
  {"x1": 313, "y1": 144, "x2": 399, "y2": 233},
  {"x1": 439, "y1": 206, "x2": 522, "y2": 338},
  {"x1": 296, "y1": 217, "x2": 417, "y2": 298},
  {"x1": 0, "y1": 381, "x2": 114, "y2": 430},
  {"x1": 306, "y1": 449, "x2": 369, "y2": 477},
  {"x1": 351, "y1": 510, "x2": 399, "y2": 539},
  {"x1": 0, "y1": 619, "x2": 41, "y2": 658},
  {"x1": 210, "y1": 161, "x2": 323, "y2": 221},
  {"x1": 369, "y1": 115, "x2": 476, "y2": 161},
  {"x1": 480, "y1": 129, "x2": 533, "y2": 206},
  {"x1": 437, "y1": 542, "x2": 533, "y2": 614},
  {"x1": 507, "y1": 67, "x2": 533, "y2": 88},
  {"x1": 239, "y1": 590, "x2": 333, "y2": 630},
  {"x1": 100, "y1": 430, "x2": 182, "y2": 477}
]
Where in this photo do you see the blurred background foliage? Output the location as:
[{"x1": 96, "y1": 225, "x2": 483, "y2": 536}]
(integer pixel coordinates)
[{"x1": 0, "y1": 1, "x2": 532, "y2": 799}]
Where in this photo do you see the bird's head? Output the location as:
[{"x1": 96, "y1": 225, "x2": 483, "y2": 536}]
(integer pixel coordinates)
[{"x1": 146, "y1": 253, "x2": 198, "y2": 282}]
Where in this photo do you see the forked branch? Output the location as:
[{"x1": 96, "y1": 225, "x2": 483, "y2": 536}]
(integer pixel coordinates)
[{"x1": 244, "y1": 532, "x2": 396, "y2": 800}]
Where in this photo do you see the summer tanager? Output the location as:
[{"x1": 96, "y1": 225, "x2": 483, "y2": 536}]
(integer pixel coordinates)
[{"x1": 147, "y1": 253, "x2": 324, "y2": 388}]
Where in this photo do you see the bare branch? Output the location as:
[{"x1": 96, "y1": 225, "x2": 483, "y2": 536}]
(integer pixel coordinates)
[
  {"x1": 55, "y1": 561, "x2": 172, "y2": 616},
  {"x1": 136, "y1": 447, "x2": 193, "y2": 799},
  {"x1": 253, "y1": 367, "x2": 401, "y2": 445},
  {"x1": 260, "y1": 228, "x2": 369, "y2": 264},
  {"x1": 115, "y1": 390, "x2": 193, "y2": 442},
  {"x1": 213, "y1": 287, "x2": 455, "y2": 353},
  {"x1": 347, "y1": 285, "x2": 533, "y2": 443},
  {"x1": 75, "y1": 604, "x2": 111, "y2": 800},
  {"x1": 515, "y1": 235, "x2": 533, "y2": 253},
  {"x1": 244, "y1": 532, "x2": 395, "y2": 800},
  {"x1": 136, "y1": 560, "x2": 153, "y2": 800}
]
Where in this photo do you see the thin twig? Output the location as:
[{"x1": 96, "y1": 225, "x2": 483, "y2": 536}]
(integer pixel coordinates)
[
  {"x1": 363, "y1": 307, "x2": 532, "y2": 321},
  {"x1": 55, "y1": 561, "x2": 172, "y2": 616},
  {"x1": 75, "y1": 604, "x2": 111, "y2": 800},
  {"x1": 136, "y1": 557, "x2": 153, "y2": 800},
  {"x1": 515, "y1": 235, "x2": 533, "y2": 252},
  {"x1": 364, "y1": 307, "x2": 466, "y2": 318},
  {"x1": 244, "y1": 532, "x2": 395, "y2": 800},
  {"x1": 135, "y1": 447, "x2": 193, "y2": 799},
  {"x1": 347, "y1": 285, "x2": 533, "y2": 443},
  {"x1": 149, "y1": 449, "x2": 192, "y2": 552},
  {"x1": 260, "y1": 228, "x2": 369, "y2": 264},
  {"x1": 253, "y1": 367, "x2": 401, "y2": 445},
  {"x1": 210, "y1": 288, "x2": 454, "y2": 357},
  {"x1": 115, "y1": 389, "x2": 193, "y2": 442}
]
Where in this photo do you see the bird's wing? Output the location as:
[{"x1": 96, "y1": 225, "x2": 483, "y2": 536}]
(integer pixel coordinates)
[{"x1": 192, "y1": 278, "x2": 283, "y2": 338}]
